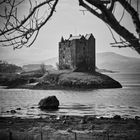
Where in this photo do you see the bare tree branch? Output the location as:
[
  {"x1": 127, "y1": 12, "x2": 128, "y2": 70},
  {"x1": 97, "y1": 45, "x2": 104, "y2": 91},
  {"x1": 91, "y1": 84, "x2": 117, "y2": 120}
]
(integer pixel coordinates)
[
  {"x1": 79, "y1": 0, "x2": 104, "y2": 19},
  {"x1": 0, "y1": 0, "x2": 140, "y2": 55},
  {"x1": 79, "y1": 0, "x2": 140, "y2": 54},
  {"x1": 117, "y1": 0, "x2": 140, "y2": 38},
  {"x1": 0, "y1": 0, "x2": 59, "y2": 49}
]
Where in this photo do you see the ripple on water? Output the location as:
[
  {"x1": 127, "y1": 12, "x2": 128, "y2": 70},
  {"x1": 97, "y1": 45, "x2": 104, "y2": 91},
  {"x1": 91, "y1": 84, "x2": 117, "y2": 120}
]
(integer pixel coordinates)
[{"x1": 0, "y1": 74, "x2": 140, "y2": 118}]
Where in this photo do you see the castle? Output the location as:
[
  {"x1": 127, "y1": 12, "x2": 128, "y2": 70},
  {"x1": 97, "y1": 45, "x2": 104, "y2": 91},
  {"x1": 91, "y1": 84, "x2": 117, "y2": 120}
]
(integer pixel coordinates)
[{"x1": 59, "y1": 33, "x2": 95, "y2": 72}]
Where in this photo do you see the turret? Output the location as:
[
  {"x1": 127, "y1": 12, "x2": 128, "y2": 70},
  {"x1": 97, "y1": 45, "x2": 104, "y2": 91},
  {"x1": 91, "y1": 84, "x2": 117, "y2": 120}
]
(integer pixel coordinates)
[
  {"x1": 70, "y1": 34, "x2": 72, "y2": 38},
  {"x1": 61, "y1": 36, "x2": 64, "y2": 42}
]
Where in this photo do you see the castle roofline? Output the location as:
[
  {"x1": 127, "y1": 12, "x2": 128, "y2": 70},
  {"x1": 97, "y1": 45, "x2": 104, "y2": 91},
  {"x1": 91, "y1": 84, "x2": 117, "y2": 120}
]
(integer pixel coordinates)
[
  {"x1": 69, "y1": 35, "x2": 82, "y2": 41},
  {"x1": 85, "y1": 33, "x2": 94, "y2": 40},
  {"x1": 60, "y1": 33, "x2": 94, "y2": 42}
]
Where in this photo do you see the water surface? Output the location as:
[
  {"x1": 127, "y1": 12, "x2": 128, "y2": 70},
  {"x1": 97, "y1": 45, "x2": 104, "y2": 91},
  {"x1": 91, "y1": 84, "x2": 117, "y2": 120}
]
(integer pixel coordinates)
[{"x1": 0, "y1": 73, "x2": 140, "y2": 118}]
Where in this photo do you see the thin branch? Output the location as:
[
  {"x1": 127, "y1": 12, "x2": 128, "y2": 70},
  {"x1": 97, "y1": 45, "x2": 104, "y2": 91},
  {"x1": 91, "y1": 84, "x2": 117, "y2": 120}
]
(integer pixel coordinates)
[
  {"x1": 80, "y1": 0, "x2": 140, "y2": 53},
  {"x1": 118, "y1": 7, "x2": 125, "y2": 23},
  {"x1": 108, "y1": 0, "x2": 116, "y2": 12},
  {"x1": 0, "y1": 0, "x2": 59, "y2": 49},
  {"x1": 37, "y1": 0, "x2": 58, "y2": 30},
  {"x1": 79, "y1": 0, "x2": 103, "y2": 19},
  {"x1": 3, "y1": 0, "x2": 15, "y2": 32},
  {"x1": 106, "y1": 23, "x2": 117, "y2": 43},
  {"x1": 0, "y1": 0, "x2": 54, "y2": 36},
  {"x1": 27, "y1": 29, "x2": 39, "y2": 48},
  {"x1": 117, "y1": 0, "x2": 140, "y2": 38},
  {"x1": 14, "y1": 0, "x2": 25, "y2": 7}
]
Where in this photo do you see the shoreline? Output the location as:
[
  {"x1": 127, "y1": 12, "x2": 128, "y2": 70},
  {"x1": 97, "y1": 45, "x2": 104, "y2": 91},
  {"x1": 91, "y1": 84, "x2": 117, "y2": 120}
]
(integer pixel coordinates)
[
  {"x1": 11, "y1": 83, "x2": 122, "y2": 91},
  {"x1": 4, "y1": 71, "x2": 122, "y2": 90},
  {"x1": 0, "y1": 115, "x2": 140, "y2": 140}
]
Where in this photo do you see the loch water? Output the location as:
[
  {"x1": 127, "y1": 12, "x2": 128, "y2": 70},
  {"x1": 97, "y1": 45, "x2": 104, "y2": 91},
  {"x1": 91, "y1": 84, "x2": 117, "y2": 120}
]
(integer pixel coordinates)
[{"x1": 0, "y1": 73, "x2": 140, "y2": 118}]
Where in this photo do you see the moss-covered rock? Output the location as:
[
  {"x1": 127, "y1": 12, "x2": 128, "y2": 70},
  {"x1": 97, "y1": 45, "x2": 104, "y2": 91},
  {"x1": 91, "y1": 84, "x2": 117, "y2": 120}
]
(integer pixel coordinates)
[
  {"x1": 39, "y1": 96, "x2": 59, "y2": 110},
  {"x1": 36, "y1": 71, "x2": 122, "y2": 89}
]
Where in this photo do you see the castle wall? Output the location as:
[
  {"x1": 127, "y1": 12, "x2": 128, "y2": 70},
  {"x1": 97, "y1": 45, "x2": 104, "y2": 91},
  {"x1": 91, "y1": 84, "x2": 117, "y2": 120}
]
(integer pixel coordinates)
[
  {"x1": 59, "y1": 34, "x2": 95, "y2": 72},
  {"x1": 75, "y1": 37, "x2": 95, "y2": 72},
  {"x1": 87, "y1": 36, "x2": 95, "y2": 71},
  {"x1": 59, "y1": 41, "x2": 74, "y2": 69},
  {"x1": 70, "y1": 40, "x2": 76, "y2": 69},
  {"x1": 75, "y1": 39, "x2": 88, "y2": 67}
]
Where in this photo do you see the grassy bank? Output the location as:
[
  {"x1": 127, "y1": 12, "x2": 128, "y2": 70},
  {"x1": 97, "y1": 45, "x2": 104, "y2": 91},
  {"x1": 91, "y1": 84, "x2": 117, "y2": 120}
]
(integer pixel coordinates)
[
  {"x1": 0, "y1": 115, "x2": 140, "y2": 140},
  {"x1": 34, "y1": 70, "x2": 122, "y2": 89},
  {"x1": 0, "y1": 71, "x2": 43, "y2": 88},
  {"x1": 0, "y1": 70, "x2": 122, "y2": 89}
]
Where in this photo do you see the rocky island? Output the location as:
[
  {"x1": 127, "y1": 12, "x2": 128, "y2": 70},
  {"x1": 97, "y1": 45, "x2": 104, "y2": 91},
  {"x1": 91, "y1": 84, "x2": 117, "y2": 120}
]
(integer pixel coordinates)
[
  {"x1": 0, "y1": 70, "x2": 122, "y2": 89},
  {"x1": 34, "y1": 70, "x2": 122, "y2": 90}
]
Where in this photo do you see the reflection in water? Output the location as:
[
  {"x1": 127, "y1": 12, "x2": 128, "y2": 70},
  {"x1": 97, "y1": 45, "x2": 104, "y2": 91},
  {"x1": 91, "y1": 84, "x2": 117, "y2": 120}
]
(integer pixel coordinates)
[{"x1": 0, "y1": 73, "x2": 140, "y2": 118}]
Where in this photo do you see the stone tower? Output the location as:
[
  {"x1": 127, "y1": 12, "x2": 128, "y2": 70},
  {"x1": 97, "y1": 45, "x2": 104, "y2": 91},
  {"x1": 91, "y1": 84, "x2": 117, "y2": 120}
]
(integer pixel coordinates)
[{"x1": 59, "y1": 33, "x2": 95, "y2": 72}]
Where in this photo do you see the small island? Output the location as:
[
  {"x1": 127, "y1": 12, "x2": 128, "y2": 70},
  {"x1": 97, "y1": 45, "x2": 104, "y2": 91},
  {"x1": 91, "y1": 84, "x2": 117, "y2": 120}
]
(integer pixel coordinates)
[
  {"x1": 0, "y1": 70, "x2": 122, "y2": 90},
  {"x1": 0, "y1": 34, "x2": 122, "y2": 89},
  {"x1": 34, "y1": 70, "x2": 122, "y2": 89}
]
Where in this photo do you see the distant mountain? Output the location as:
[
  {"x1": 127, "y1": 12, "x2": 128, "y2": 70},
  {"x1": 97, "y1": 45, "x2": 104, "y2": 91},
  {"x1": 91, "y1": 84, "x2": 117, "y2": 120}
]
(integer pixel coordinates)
[
  {"x1": 96, "y1": 52, "x2": 140, "y2": 73},
  {"x1": 2, "y1": 58, "x2": 28, "y2": 66},
  {"x1": 6, "y1": 52, "x2": 140, "y2": 73},
  {"x1": 42, "y1": 52, "x2": 140, "y2": 73},
  {"x1": 37, "y1": 57, "x2": 58, "y2": 67}
]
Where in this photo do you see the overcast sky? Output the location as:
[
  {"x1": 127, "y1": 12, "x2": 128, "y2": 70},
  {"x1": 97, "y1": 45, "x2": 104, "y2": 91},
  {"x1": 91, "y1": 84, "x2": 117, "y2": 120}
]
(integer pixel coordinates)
[{"x1": 0, "y1": 0, "x2": 140, "y2": 65}]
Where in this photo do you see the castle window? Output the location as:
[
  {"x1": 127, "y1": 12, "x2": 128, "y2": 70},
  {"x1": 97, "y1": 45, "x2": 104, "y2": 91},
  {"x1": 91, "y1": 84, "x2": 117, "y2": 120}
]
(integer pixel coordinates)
[
  {"x1": 63, "y1": 55, "x2": 65, "y2": 59},
  {"x1": 83, "y1": 47, "x2": 85, "y2": 51}
]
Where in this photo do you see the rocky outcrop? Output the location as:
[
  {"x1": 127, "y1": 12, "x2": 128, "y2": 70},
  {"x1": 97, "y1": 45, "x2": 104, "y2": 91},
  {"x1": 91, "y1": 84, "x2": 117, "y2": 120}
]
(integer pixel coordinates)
[
  {"x1": 36, "y1": 71, "x2": 122, "y2": 89},
  {"x1": 38, "y1": 96, "x2": 59, "y2": 110},
  {"x1": 3, "y1": 70, "x2": 122, "y2": 90}
]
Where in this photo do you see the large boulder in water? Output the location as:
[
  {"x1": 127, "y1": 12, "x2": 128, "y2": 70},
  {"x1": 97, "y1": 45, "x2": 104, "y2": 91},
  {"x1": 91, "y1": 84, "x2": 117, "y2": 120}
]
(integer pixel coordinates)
[{"x1": 38, "y1": 96, "x2": 59, "y2": 110}]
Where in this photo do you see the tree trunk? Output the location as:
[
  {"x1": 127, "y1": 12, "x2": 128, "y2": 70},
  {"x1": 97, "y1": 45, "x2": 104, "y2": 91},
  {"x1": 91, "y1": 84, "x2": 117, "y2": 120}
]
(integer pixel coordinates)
[{"x1": 79, "y1": 0, "x2": 140, "y2": 54}]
